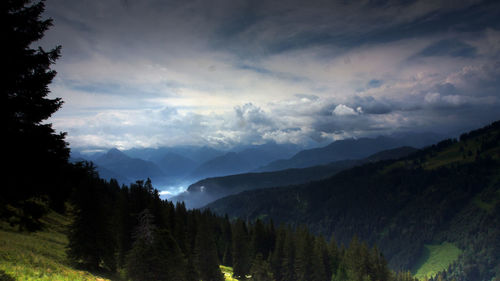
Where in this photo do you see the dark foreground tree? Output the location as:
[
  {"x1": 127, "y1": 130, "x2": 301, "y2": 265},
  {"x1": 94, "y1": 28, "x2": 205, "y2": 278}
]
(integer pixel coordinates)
[
  {"x1": 126, "y1": 209, "x2": 187, "y2": 281},
  {"x1": 2, "y1": 0, "x2": 69, "y2": 230},
  {"x1": 66, "y1": 163, "x2": 117, "y2": 271},
  {"x1": 195, "y1": 217, "x2": 225, "y2": 281}
]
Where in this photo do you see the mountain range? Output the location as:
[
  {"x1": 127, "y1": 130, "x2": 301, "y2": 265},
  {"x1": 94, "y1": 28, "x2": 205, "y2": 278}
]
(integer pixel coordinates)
[
  {"x1": 205, "y1": 121, "x2": 500, "y2": 281},
  {"x1": 173, "y1": 146, "x2": 418, "y2": 208},
  {"x1": 256, "y1": 133, "x2": 441, "y2": 172}
]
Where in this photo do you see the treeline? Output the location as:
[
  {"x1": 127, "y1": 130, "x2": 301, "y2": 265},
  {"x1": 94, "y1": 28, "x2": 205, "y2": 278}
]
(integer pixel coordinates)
[{"x1": 65, "y1": 162, "x2": 416, "y2": 281}]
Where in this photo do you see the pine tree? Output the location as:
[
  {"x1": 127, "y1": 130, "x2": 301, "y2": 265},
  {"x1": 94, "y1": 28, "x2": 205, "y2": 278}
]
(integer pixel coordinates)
[
  {"x1": 371, "y1": 245, "x2": 391, "y2": 281},
  {"x1": 252, "y1": 219, "x2": 270, "y2": 259},
  {"x1": 270, "y1": 226, "x2": 287, "y2": 281},
  {"x1": 311, "y1": 236, "x2": 329, "y2": 281},
  {"x1": 250, "y1": 253, "x2": 275, "y2": 281},
  {"x1": 126, "y1": 209, "x2": 186, "y2": 281},
  {"x1": 281, "y1": 229, "x2": 296, "y2": 281},
  {"x1": 232, "y1": 219, "x2": 252, "y2": 278},
  {"x1": 3, "y1": 0, "x2": 70, "y2": 230},
  {"x1": 294, "y1": 226, "x2": 314, "y2": 281},
  {"x1": 221, "y1": 215, "x2": 233, "y2": 266},
  {"x1": 328, "y1": 235, "x2": 341, "y2": 276},
  {"x1": 67, "y1": 164, "x2": 117, "y2": 271},
  {"x1": 195, "y1": 217, "x2": 224, "y2": 281}
]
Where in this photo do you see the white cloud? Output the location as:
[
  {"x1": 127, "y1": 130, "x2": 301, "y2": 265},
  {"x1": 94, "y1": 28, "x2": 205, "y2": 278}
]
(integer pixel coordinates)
[{"x1": 333, "y1": 104, "x2": 359, "y2": 116}]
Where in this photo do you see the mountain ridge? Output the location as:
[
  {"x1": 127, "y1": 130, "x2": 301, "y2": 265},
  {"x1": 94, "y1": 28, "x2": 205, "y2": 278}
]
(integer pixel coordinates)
[
  {"x1": 205, "y1": 121, "x2": 500, "y2": 280},
  {"x1": 173, "y1": 146, "x2": 418, "y2": 209},
  {"x1": 256, "y1": 134, "x2": 440, "y2": 172}
]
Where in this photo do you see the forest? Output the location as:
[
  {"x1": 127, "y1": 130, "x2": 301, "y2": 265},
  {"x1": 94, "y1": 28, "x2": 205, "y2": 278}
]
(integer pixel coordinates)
[{"x1": 65, "y1": 169, "x2": 418, "y2": 281}]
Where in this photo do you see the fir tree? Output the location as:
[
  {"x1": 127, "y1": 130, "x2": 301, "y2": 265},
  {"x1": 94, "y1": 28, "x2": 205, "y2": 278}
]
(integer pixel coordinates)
[
  {"x1": 250, "y1": 253, "x2": 275, "y2": 281},
  {"x1": 126, "y1": 209, "x2": 186, "y2": 281},
  {"x1": 232, "y1": 219, "x2": 252, "y2": 278},
  {"x1": 195, "y1": 218, "x2": 224, "y2": 281},
  {"x1": 270, "y1": 225, "x2": 287, "y2": 281},
  {"x1": 311, "y1": 236, "x2": 329, "y2": 281},
  {"x1": 3, "y1": 0, "x2": 69, "y2": 230},
  {"x1": 67, "y1": 164, "x2": 117, "y2": 271},
  {"x1": 281, "y1": 229, "x2": 296, "y2": 281}
]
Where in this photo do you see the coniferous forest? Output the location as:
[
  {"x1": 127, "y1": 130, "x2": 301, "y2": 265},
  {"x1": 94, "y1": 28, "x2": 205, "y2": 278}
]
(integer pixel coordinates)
[{"x1": 2, "y1": 1, "x2": 499, "y2": 281}]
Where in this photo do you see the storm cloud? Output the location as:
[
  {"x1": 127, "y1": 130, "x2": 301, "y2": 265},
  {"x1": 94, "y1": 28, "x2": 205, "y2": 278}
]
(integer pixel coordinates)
[{"x1": 41, "y1": 0, "x2": 500, "y2": 150}]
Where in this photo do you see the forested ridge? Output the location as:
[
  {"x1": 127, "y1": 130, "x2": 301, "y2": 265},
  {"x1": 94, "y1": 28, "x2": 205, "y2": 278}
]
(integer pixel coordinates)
[{"x1": 207, "y1": 121, "x2": 500, "y2": 281}]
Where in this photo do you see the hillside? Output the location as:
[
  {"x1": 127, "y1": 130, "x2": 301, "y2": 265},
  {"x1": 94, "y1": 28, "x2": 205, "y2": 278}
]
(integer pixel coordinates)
[
  {"x1": 206, "y1": 121, "x2": 500, "y2": 281},
  {"x1": 93, "y1": 148, "x2": 166, "y2": 185},
  {"x1": 0, "y1": 211, "x2": 114, "y2": 281},
  {"x1": 155, "y1": 152, "x2": 198, "y2": 177},
  {"x1": 174, "y1": 146, "x2": 417, "y2": 209},
  {"x1": 256, "y1": 134, "x2": 439, "y2": 172},
  {"x1": 189, "y1": 143, "x2": 300, "y2": 180}
]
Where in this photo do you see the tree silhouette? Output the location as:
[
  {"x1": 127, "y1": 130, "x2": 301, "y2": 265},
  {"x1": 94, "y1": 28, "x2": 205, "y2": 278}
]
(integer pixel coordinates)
[{"x1": 2, "y1": 0, "x2": 69, "y2": 229}]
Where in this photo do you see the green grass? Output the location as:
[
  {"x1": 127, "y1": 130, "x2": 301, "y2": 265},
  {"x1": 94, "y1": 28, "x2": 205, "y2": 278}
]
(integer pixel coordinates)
[
  {"x1": 0, "y1": 211, "x2": 111, "y2": 281},
  {"x1": 220, "y1": 265, "x2": 240, "y2": 281},
  {"x1": 412, "y1": 242, "x2": 462, "y2": 280},
  {"x1": 0, "y1": 211, "x2": 249, "y2": 281}
]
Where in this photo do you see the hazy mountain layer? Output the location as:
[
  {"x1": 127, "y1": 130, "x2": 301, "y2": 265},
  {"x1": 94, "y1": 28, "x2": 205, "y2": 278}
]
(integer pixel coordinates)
[
  {"x1": 257, "y1": 133, "x2": 440, "y2": 172},
  {"x1": 174, "y1": 146, "x2": 417, "y2": 209}
]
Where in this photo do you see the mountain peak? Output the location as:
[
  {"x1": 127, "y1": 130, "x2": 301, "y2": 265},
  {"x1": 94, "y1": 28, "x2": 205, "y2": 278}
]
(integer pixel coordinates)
[{"x1": 97, "y1": 148, "x2": 130, "y2": 163}]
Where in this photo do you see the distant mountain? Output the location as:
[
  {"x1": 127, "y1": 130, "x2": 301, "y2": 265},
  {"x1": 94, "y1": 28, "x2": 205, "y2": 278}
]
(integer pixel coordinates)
[
  {"x1": 257, "y1": 134, "x2": 440, "y2": 172},
  {"x1": 94, "y1": 148, "x2": 166, "y2": 185},
  {"x1": 156, "y1": 152, "x2": 198, "y2": 177},
  {"x1": 190, "y1": 152, "x2": 253, "y2": 180},
  {"x1": 94, "y1": 165, "x2": 131, "y2": 185},
  {"x1": 173, "y1": 146, "x2": 417, "y2": 209},
  {"x1": 123, "y1": 146, "x2": 225, "y2": 165},
  {"x1": 184, "y1": 146, "x2": 226, "y2": 164},
  {"x1": 189, "y1": 143, "x2": 301, "y2": 180},
  {"x1": 206, "y1": 121, "x2": 500, "y2": 280}
]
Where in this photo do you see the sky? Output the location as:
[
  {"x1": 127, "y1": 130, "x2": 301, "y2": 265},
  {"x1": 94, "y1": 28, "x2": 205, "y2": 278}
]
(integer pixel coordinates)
[{"x1": 40, "y1": 0, "x2": 500, "y2": 151}]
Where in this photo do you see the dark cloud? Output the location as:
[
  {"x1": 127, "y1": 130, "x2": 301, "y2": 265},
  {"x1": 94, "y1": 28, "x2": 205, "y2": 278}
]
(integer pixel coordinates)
[
  {"x1": 417, "y1": 39, "x2": 477, "y2": 58},
  {"x1": 367, "y1": 79, "x2": 383, "y2": 89},
  {"x1": 42, "y1": 0, "x2": 500, "y2": 149},
  {"x1": 433, "y1": 82, "x2": 458, "y2": 96},
  {"x1": 353, "y1": 96, "x2": 394, "y2": 115}
]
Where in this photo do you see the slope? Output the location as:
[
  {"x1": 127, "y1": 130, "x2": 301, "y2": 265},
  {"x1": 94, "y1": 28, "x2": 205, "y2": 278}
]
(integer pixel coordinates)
[
  {"x1": 174, "y1": 146, "x2": 417, "y2": 209},
  {"x1": 189, "y1": 143, "x2": 300, "y2": 180},
  {"x1": 0, "y1": 211, "x2": 114, "y2": 281},
  {"x1": 94, "y1": 148, "x2": 166, "y2": 185},
  {"x1": 257, "y1": 134, "x2": 438, "y2": 172},
  {"x1": 206, "y1": 121, "x2": 500, "y2": 281}
]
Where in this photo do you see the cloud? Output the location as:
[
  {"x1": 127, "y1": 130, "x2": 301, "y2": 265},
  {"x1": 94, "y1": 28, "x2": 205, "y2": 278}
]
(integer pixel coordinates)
[
  {"x1": 333, "y1": 104, "x2": 359, "y2": 116},
  {"x1": 40, "y1": 0, "x2": 500, "y2": 149},
  {"x1": 417, "y1": 39, "x2": 477, "y2": 58}
]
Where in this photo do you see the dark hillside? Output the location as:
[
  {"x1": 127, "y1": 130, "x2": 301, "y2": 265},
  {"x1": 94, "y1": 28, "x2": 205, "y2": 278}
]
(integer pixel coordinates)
[
  {"x1": 174, "y1": 146, "x2": 417, "y2": 208},
  {"x1": 207, "y1": 121, "x2": 500, "y2": 281}
]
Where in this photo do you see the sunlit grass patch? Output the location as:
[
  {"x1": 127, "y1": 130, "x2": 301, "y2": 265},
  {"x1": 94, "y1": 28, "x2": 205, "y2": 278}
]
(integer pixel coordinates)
[
  {"x1": 220, "y1": 265, "x2": 240, "y2": 281},
  {"x1": 413, "y1": 242, "x2": 462, "y2": 280},
  {"x1": 0, "y1": 212, "x2": 111, "y2": 281}
]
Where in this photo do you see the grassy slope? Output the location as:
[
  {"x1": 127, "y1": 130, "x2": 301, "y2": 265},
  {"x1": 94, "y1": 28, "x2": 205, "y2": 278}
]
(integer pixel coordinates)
[
  {"x1": 0, "y1": 211, "x2": 243, "y2": 281},
  {"x1": 0, "y1": 211, "x2": 111, "y2": 281},
  {"x1": 412, "y1": 242, "x2": 462, "y2": 280}
]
